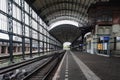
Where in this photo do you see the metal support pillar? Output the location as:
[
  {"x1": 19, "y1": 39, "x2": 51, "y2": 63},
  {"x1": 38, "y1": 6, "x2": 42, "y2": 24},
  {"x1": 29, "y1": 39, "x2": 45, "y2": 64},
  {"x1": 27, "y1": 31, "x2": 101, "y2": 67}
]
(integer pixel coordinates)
[
  {"x1": 21, "y1": 0, "x2": 25, "y2": 60},
  {"x1": 30, "y1": 38, "x2": 32, "y2": 58},
  {"x1": 22, "y1": 37, "x2": 25, "y2": 59},
  {"x1": 8, "y1": 0, "x2": 14, "y2": 63},
  {"x1": 37, "y1": 17, "x2": 40, "y2": 56},
  {"x1": 29, "y1": 7, "x2": 32, "y2": 58},
  {"x1": 114, "y1": 37, "x2": 116, "y2": 50}
]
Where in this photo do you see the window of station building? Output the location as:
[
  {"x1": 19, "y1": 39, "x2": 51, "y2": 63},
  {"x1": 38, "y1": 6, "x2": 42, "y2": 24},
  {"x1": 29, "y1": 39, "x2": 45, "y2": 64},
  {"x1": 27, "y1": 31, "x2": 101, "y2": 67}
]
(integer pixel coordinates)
[
  {"x1": 97, "y1": 14, "x2": 112, "y2": 22},
  {"x1": 32, "y1": 40, "x2": 38, "y2": 52},
  {"x1": 43, "y1": 29, "x2": 46, "y2": 35},
  {"x1": 40, "y1": 25, "x2": 43, "y2": 33},
  {"x1": 104, "y1": 28, "x2": 110, "y2": 34},
  {"x1": 25, "y1": 13, "x2": 29, "y2": 25},
  {"x1": 13, "y1": 4, "x2": 21, "y2": 21},
  {"x1": 41, "y1": 28, "x2": 44, "y2": 33},
  {"x1": 42, "y1": 35, "x2": 45, "y2": 41},
  {"x1": 25, "y1": 26, "x2": 29, "y2": 37},
  {"x1": 40, "y1": 41, "x2": 43, "y2": 48},
  {"x1": 44, "y1": 36, "x2": 46, "y2": 42},
  {"x1": 47, "y1": 38, "x2": 49, "y2": 43},
  {"x1": 32, "y1": 20, "x2": 37, "y2": 30},
  {"x1": 98, "y1": 26, "x2": 111, "y2": 35},
  {"x1": 32, "y1": 10, "x2": 37, "y2": 20},
  {"x1": 46, "y1": 36, "x2": 48, "y2": 42},
  {"x1": 13, "y1": 21, "x2": 22, "y2": 35},
  {"x1": 46, "y1": 32, "x2": 49, "y2": 38},
  {"x1": 17, "y1": 22, "x2": 22, "y2": 35},
  {"x1": 39, "y1": 18, "x2": 42, "y2": 25},
  {"x1": 25, "y1": 38, "x2": 30, "y2": 44},
  {"x1": 14, "y1": 0, "x2": 21, "y2": 6},
  {"x1": 49, "y1": 39, "x2": 52, "y2": 44},
  {"x1": 25, "y1": 2, "x2": 29, "y2": 13},
  {"x1": 51, "y1": 40, "x2": 54, "y2": 44},
  {"x1": 32, "y1": 30, "x2": 38, "y2": 39},
  {"x1": 0, "y1": 33, "x2": 9, "y2": 40},
  {"x1": 43, "y1": 30, "x2": 46, "y2": 36},
  {"x1": 98, "y1": 28, "x2": 104, "y2": 34},
  {"x1": 13, "y1": 36, "x2": 21, "y2": 42},
  {"x1": 40, "y1": 34, "x2": 43, "y2": 41},
  {"x1": 0, "y1": 0, "x2": 7, "y2": 13},
  {"x1": 0, "y1": 14, "x2": 7, "y2": 31},
  {"x1": 50, "y1": 39, "x2": 52, "y2": 44}
]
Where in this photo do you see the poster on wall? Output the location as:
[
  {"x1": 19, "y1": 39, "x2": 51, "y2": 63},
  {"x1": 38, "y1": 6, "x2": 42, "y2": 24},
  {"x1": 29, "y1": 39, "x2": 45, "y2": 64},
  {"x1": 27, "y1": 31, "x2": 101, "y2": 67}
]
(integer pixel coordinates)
[{"x1": 97, "y1": 43, "x2": 103, "y2": 50}]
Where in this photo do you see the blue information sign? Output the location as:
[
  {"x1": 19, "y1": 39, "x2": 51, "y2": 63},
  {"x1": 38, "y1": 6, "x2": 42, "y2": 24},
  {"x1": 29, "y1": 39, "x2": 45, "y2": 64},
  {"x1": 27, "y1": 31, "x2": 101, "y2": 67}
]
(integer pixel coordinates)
[{"x1": 104, "y1": 36, "x2": 109, "y2": 41}]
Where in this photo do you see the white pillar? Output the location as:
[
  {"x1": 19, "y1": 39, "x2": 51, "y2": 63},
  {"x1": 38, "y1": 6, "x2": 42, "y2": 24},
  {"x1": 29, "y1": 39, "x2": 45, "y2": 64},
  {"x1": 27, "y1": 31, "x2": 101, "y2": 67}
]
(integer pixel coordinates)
[
  {"x1": 16, "y1": 46, "x2": 18, "y2": 52},
  {"x1": 5, "y1": 46, "x2": 8, "y2": 54}
]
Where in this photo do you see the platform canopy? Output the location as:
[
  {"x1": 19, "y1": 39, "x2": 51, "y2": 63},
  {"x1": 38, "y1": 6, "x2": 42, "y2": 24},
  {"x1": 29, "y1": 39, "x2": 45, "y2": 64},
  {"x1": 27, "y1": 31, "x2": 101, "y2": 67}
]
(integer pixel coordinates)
[
  {"x1": 25, "y1": 0, "x2": 110, "y2": 43},
  {"x1": 25, "y1": 0, "x2": 110, "y2": 26}
]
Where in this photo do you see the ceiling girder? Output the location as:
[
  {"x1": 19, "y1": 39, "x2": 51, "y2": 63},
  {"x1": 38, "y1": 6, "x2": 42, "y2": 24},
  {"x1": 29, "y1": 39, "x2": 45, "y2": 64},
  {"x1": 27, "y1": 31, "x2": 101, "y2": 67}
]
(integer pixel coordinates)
[
  {"x1": 38, "y1": 1, "x2": 88, "y2": 14},
  {"x1": 41, "y1": 8, "x2": 87, "y2": 22}
]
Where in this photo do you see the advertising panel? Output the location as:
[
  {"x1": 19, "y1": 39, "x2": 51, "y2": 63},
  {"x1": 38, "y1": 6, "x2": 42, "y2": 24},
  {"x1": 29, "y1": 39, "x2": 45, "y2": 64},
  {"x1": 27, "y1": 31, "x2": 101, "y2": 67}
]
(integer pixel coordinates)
[{"x1": 97, "y1": 43, "x2": 103, "y2": 50}]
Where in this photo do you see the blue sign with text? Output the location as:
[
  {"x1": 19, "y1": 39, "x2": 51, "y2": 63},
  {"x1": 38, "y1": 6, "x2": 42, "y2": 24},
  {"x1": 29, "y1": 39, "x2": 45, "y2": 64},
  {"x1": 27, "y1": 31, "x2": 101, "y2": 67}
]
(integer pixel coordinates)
[{"x1": 104, "y1": 36, "x2": 110, "y2": 41}]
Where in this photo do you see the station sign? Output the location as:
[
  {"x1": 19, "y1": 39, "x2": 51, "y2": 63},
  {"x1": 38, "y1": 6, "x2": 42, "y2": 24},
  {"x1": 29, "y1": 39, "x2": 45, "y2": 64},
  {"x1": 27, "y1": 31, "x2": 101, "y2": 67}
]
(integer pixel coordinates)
[
  {"x1": 100, "y1": 36, "x2": 110, "y2": 41},
  {"x1": 104, "y1": 36, "x2": 110, "y2": 41}
]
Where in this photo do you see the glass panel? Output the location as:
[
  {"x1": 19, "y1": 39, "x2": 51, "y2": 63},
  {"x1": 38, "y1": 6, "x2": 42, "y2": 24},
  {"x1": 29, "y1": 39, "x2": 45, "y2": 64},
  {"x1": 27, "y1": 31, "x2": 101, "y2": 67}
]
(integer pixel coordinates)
[
  {"x1": 25, "y1": 26, "x2": 29, "y2": 37},
  {"x1": 25, "y1": 13, "x2": 29, "y2": 25},
  {"x1": 0, "y1": 0, "x2": 7, "y2": 12},
  {"x1": 13, "y1": 21, "x2": 22, "y2": 34},
  {"x1": 32, "y1": 30, "x2": 37, "y2": 39},
  {"x1": 32, "y1": 20, "x2": 37, "y2": 30},
  {"x1": 25, "y1": 2, "x2": 29, "y2": 13},
  {"x1": 14, "y1": 0, "x2": 21, "y2": 6},
  {"x1": 13, "y1": 4, "x2": 21, "y2": 21},
  {"x1": 0, "y1": 14, "x2": 8, "y2": 31}
]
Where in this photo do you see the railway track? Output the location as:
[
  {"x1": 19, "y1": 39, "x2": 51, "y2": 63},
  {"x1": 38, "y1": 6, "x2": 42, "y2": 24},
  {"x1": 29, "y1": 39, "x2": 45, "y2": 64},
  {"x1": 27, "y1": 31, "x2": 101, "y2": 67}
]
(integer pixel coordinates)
[
  {"x1": 23, "y1": 53, "x2": 64, "y2": 80},
  {"x1": 0, "y1": 52, "x2": 62, "y2": 74},
  {"x1": 0, "y1": 51, "x2": 65, "y2": 80}
]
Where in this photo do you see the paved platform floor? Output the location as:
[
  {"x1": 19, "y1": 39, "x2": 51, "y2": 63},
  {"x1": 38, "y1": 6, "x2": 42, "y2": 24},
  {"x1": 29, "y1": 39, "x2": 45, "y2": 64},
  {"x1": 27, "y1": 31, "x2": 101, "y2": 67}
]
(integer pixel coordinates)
[
  {"x1": 58, "y1": 51, "x2": 87, "y2": 80},
  {"x1": 53, "y1": 51, "x2": 120, "y2": 80}
]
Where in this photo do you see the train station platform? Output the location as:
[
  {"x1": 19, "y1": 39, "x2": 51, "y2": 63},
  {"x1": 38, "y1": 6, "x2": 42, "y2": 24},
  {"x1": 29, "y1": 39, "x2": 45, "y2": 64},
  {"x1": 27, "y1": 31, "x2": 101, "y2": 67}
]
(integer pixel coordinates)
[{"x1": 53, "y1": 51, "x2": 120, "y2": 80}]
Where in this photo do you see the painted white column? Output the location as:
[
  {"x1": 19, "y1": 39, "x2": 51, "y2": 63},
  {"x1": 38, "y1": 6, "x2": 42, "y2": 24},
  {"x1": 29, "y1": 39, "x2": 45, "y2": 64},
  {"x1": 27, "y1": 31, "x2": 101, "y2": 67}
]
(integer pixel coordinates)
[{"x1": 5, "y1": 46, "x2": 8, "y2": 54}]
